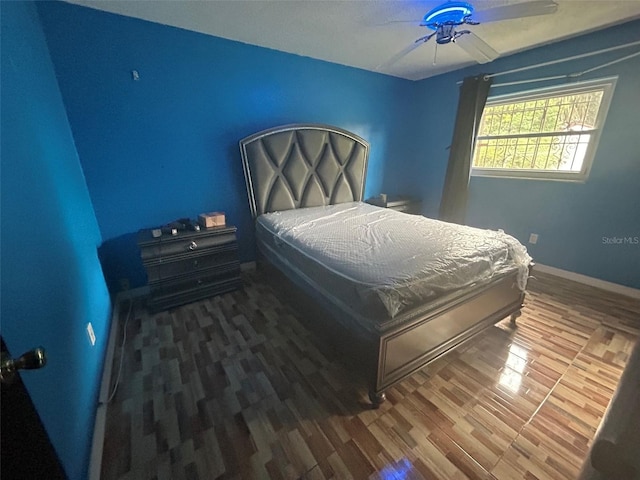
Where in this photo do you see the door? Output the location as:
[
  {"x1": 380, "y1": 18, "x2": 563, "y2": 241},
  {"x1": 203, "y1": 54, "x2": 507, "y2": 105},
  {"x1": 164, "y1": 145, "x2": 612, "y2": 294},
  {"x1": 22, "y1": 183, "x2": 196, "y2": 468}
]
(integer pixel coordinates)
[{"x1": 1, "y1": 337, "x2": 67, "y2": 479}]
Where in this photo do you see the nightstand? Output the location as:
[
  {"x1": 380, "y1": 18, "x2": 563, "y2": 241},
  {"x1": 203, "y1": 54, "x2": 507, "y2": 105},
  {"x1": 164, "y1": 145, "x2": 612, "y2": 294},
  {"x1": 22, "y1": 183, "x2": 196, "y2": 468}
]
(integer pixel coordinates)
[
  {"x1": 366, "y1": 195, "x2": 422, "y2": 214},
  {"x1": 137, "y1": 225, "x2": 242, "y2": 312}
]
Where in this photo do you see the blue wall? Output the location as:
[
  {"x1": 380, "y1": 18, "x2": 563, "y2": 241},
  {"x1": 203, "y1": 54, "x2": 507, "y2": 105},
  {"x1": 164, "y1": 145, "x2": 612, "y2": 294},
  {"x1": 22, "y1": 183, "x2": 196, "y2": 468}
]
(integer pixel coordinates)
[
  {"x1": 37, "y1": 1, "x2": 417, "y2": 291},
  {"x1": 0, "y1": 2, "x2": 112, "y2": 478},
  {"x1": 33, "y1": 4, "x2": 639, "y2": 292},
  {"x1": 4, "y1": 4, "x2": 636, "y2": 477},
  {"x1": 406, "y1": 20, "x2": 640, "y2": 289}
]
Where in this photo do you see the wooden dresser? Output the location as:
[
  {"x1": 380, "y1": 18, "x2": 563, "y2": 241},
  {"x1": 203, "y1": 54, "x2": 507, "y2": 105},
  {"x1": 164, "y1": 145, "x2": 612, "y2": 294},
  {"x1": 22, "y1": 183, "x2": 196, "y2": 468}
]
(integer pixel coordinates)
[{"x1": 137, "y1": 225, "x2": 241, "y2": 312}]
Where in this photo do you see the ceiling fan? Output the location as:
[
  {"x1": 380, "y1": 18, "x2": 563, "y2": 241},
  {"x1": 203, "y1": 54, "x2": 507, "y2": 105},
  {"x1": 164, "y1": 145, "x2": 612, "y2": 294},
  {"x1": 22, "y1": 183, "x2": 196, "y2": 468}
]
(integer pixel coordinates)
[{"x1": 381, "y1": 0, "x2": 558, "y2": 68}]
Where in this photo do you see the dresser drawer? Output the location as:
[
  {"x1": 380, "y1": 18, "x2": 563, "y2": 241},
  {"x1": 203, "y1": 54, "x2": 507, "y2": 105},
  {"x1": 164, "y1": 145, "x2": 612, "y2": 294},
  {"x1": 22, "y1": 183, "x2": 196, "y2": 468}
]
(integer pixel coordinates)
[
  {"x1": 151, "y1": 262, "x2": 241, "y2": 298},
  {"x1": 145, "y1": 244, "x2": 238, "y2": 283},
  {"x1": 147, "y1": 276, "x2": 243, "y2": 312},
  {"x1": 140, "y1": 231, "x2": 236, "y2": 261}
]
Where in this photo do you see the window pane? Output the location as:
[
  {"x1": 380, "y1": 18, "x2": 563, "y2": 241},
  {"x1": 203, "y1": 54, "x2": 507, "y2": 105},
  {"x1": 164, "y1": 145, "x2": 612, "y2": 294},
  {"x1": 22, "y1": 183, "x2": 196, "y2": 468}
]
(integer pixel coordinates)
[
  {"x1": 559, "y1": 133, "x2": 591, "y2": 171},
  {"x1": 473, "y1": 133, "x2": 592, "y2": 172},
  {"x1": 478, "y1": 89, "x2": 604, "y2": 136},
  {"x1": 472, "y1": 79, "x2": 614, "y2": 179}
]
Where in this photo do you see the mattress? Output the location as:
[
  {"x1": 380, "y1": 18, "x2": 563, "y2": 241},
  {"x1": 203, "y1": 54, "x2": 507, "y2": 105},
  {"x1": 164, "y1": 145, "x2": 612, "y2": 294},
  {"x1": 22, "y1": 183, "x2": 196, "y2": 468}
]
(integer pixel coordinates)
[{"x1": 256, "y1": 202, "x2": 531, "y2": 331}]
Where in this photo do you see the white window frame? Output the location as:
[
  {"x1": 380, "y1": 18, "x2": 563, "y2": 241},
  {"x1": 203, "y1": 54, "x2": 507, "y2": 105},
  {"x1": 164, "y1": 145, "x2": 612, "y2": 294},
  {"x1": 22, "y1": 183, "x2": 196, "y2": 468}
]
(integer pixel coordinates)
[{"x1": 471, "y1": 76, "x2": 617, "y2": 182}]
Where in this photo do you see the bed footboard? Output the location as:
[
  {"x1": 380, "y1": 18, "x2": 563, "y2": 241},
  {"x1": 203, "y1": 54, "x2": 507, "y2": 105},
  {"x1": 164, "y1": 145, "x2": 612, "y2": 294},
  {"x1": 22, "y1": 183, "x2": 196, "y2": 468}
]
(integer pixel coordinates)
[
  {"x1": 260, "y1": 252, "x2": 526, "y2": 409},
  {"x1": 371, "y1": 272, "x2": 525, "y2": 404}
]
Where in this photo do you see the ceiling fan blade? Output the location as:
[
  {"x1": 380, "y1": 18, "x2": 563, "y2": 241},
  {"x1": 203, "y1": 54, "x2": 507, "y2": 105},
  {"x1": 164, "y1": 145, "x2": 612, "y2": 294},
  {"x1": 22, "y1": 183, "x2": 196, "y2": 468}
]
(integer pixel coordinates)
[
  {"x1": 376, "y1": 34, "x2": 433, "y2": 71},
  {"x1": 472, "y1": 0, "x2": 558, "y2": 24},
  {"x1": 455, "y1": 33, "x2": 500, "y2": 64},
  {"x1": 371, "y1": 19, "x2": 420, "y2": 26}
]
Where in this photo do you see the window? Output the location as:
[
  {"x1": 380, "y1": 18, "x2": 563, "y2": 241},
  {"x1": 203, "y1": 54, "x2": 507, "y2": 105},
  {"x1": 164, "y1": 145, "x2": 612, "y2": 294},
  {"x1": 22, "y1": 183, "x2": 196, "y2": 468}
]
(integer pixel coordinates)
[{"x1": 472, "y1": 77, "x2": 617, "y2": 181}]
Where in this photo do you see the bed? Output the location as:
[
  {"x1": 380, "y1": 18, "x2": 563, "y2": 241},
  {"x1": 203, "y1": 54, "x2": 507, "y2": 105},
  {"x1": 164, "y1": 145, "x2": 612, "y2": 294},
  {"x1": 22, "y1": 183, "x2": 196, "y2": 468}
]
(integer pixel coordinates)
[{"x1": 240, "y1": 123, "x2": 532, "y2": 407}]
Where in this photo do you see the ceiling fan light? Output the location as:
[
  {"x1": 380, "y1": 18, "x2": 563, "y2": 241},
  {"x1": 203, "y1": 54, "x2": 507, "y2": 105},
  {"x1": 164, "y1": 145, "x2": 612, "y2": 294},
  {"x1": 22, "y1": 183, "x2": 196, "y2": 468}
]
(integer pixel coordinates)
[{"x1": 423, "y1": 2, "x2": 474, "y2": 29}]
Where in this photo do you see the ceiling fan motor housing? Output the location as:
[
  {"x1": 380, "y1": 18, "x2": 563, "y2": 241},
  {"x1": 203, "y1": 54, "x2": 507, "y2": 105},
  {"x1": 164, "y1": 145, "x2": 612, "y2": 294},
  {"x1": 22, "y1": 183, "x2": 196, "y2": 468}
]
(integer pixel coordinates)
[{"x1": 436, "y1": 24, "x2": 456, "y2": 44}]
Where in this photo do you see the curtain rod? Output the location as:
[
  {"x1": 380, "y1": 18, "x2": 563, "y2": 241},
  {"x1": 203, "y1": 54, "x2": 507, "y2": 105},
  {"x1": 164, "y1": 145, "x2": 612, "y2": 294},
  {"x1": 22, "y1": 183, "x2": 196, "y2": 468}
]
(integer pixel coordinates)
[
  {"x1": 491, "y1": 50, "x2": 640, "y2": 88},
  {"x1": 456, "y1": 39, "x2": 640, "y2": 86}
]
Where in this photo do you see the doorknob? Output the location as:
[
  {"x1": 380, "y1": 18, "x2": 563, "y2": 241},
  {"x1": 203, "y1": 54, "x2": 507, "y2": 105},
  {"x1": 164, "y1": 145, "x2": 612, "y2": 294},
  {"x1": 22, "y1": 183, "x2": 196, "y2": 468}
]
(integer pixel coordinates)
[{"x1": 1, "y1": 347, "x2": 47, "y2": 384}]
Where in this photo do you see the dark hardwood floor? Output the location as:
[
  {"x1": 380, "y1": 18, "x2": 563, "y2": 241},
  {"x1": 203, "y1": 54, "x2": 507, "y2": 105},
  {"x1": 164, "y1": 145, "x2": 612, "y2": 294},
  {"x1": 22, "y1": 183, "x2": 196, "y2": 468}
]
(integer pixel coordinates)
[{"x1": 100, "y1": 270, "x2": 640, "y2": 480}]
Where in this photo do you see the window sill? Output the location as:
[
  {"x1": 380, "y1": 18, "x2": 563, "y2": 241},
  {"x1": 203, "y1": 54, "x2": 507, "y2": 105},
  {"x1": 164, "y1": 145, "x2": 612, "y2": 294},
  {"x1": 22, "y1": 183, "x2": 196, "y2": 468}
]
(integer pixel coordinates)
[{"x1": 471, "y1": 168, "x2": 589, "y2": 183}]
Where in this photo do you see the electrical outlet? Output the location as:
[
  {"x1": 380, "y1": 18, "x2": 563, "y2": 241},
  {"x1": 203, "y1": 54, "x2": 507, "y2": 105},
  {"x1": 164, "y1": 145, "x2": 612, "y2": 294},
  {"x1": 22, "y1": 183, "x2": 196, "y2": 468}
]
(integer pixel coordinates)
[
  {"x1": 529, "y1": 233, "x2": 539, "y2": 244},
  {"x1": 86, "y1": 322, "x2": 96, "y2": 346}
]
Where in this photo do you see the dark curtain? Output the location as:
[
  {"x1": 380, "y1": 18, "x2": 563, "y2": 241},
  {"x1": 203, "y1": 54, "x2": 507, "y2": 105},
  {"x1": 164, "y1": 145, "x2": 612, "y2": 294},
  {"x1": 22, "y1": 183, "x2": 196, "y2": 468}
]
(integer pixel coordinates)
[{"x1": 438, "y1": 74, "x2": 493, "y2": 224}]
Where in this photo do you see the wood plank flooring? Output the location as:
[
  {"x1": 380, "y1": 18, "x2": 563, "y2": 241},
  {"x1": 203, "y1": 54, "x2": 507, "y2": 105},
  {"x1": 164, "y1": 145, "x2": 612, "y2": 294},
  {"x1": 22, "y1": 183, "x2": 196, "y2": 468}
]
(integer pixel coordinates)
[{"x1": 100, "y1": 270, "x2": 640, "y2": 480}]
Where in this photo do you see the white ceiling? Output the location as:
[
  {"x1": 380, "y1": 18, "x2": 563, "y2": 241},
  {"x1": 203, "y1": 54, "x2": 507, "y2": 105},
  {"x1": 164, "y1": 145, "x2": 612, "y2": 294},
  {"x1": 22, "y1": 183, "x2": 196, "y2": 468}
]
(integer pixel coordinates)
[{"x1": 64, "y1": 0, "x2": 640, "y2": 81}]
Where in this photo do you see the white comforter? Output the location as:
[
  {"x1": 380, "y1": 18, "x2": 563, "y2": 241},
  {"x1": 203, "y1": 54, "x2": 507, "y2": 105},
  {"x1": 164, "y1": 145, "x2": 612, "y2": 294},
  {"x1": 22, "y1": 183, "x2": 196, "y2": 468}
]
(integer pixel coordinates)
[{"x1": 257, "y1": 202, "x2": 531, "y2": 318}]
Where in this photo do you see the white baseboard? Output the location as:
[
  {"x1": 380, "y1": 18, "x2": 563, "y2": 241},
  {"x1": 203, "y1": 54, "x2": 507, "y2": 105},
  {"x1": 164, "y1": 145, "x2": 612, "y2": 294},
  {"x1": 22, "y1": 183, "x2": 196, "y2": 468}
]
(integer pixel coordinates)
[
  {"x1": 534, "y1": 263, "x2": 640, "y2": 300},
  {"x1": 88, "y1": 298, "x2": 123, "y2": 480},
  {"x1": 88, "y1": 406, "x2": 107, "y2": 480}
]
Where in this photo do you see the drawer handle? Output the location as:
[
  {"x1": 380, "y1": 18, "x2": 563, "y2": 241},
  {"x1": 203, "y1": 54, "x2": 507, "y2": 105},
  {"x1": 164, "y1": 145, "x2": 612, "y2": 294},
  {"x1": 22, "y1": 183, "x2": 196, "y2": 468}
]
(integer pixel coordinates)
[{"x1": 188, "y1": 241, "x2": 198, "y2": 251}]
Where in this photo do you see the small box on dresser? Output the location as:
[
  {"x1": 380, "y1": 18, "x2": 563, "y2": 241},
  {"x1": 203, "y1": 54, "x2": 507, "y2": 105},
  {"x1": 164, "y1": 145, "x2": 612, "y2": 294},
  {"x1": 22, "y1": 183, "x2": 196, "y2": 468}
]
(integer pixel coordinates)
[
  {"x1": 198, "y1": 211, "x2": 225, "y2": 228},
  {"x1": 137, "y1": 225, "x2": 242, "y2": 312}
]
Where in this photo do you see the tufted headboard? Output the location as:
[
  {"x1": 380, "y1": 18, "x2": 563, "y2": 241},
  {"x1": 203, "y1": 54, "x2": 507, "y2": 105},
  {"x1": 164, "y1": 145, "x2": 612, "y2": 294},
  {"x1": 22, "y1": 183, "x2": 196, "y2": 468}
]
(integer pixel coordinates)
[{"x1": 240, "y1": 124, "x2": 369, "y2": 219}]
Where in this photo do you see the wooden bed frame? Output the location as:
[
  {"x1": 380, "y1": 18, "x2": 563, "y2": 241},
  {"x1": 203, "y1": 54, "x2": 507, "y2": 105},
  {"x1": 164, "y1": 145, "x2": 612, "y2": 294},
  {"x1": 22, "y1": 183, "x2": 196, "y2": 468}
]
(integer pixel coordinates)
[{"x1": 240, "y1": 124, "x2": 528, "y2": 407}]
